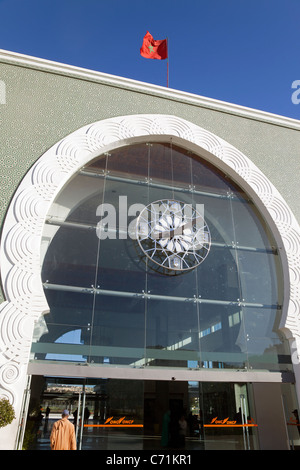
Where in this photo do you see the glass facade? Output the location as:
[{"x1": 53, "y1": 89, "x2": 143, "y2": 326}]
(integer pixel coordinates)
[{"x1": 31, "y1": 142, "x2": 290, "y2": 372}]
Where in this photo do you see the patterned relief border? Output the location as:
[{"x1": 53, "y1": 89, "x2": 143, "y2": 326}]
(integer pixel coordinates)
[{"x1": 0, "y1": 114, "x2": 299, "y2": 426}]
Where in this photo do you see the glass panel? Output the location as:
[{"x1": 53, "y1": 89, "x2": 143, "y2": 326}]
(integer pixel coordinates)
[
  {"x1": 45, "y1": 171, "x2": 105, "y2": 225},
  {"x1": 82, "y1": 378, "x2": 145, "y2": 451},
  {"x1": 197, "y1": 245, "x2": 240, "y2": 302},
  {"x1": 146, "y1": 299, "x2": 199, "y2": 367},
  {"x1": 149, "y1": 143, "x2": 172, "y2": 184},
  {"x1": 31, "y1": 289, "x2": 93, "y2": 362},
  {"x1": 91, "y1": 295, "x2": 146, "y2": 366},
  {"x1": 41, "y1": 226, "x2": 99, "y2": 288},
  {"x1": 41, "y1": 172, "x2": 104, "y2": 289},
  {"x1": 193, "y1": 192, "x2": 236, "y2": 247},
  {"x1": 199, "y1": 382, "x2": 258, "y2": 450},
  {"x1": 198, "y1": 304, "x2": 247, "y2": 369},
  {"x1": 167, "y1": 145, "x2": 192, "y2": 189},
  {"x1": 237, "y1": 250, "x2": 281, "y2": 305},
  {"x1": 231, "y1": 197, "x2": 275, "y2": 250},
  {"x1": 96, "y1": 236, "x2": 146, "y2": 293},
  {"x1": 146, "y1": 265, "x2": 198, "y2": 299},
  {"x1": 106, "y1": 143, "x2": 149, "y2": 180},
  {"x1": 242, "y1": 306, "x2": 291, "y2": 371},
  {"x1": 191, "y1": 156, "x2": 239, "y2": 196},
  {"x1": 96, "y1": 178, "x2": 147, "y2": 293}
]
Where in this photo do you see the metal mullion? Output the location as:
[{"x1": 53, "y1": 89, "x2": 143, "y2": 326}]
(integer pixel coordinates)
[
  {"x1": 44, "y1": 219, "x2": 276, "y2": 254},
  {"x1": 43, "y1": 282, "x2": 279, "y2": 309},
  {"x1": 79, "y1": 170, "x2": 242, "y2": 201}
]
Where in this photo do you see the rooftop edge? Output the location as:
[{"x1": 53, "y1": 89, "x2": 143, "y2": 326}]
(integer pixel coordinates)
[{"x1": 0, "y1": 48, "x2": 300, "y2": 130}]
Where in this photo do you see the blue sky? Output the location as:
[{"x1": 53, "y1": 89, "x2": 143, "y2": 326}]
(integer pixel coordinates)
[{"x1": 0, "y1": 0, "x2": 300, "y2": 119}]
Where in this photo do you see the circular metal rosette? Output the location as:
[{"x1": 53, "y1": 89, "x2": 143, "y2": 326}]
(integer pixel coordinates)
[{"x1": 136, "y1": 199, "x2": 211, "y2": 273}]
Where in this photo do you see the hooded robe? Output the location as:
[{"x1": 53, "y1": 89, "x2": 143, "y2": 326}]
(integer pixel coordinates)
[{"x1": 50, "y1": 417, "x2": 77, "y2": 450}]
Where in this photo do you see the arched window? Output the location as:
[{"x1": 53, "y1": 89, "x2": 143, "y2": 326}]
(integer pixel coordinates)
[{"x1": 32, "y1": 142, "x2": 288, "y2": 371}]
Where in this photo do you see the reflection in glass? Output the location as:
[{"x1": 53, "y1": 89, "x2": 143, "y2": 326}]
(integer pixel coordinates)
[{"x1": 146, "y1": 300, "x2": 199, "y2": 367}]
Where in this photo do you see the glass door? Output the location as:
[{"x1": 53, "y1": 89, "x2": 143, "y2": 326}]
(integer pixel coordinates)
[
  {"x1": 22, "y1": 376, "x2": 84, "y2": 450},
  {"x1": 80, "y1": 378, "x2": 144, "y2": 451},
  {"x1": 195, "y1": 382, "x2": 258, "y2": 450},
  {"x1": 23, "y1": 376, "x2": 261, "y2": 450}
]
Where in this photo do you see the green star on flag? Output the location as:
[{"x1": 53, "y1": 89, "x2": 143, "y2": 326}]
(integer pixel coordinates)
[{"x1": 140, "y1": 31, "x2": 168, "y2": 60}]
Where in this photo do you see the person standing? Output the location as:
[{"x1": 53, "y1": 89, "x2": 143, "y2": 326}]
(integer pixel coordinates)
[
  {"x1": 50, "y1": 409, "x2": 77, "y2": 450},
  {"x1": 178, "y1": 414, "x2": 187, "y2": 448}
]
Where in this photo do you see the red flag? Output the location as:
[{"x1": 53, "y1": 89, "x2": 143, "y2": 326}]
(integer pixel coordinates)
[{"x1": 140, "y1": 31, "x2": 168, "y2": 60}]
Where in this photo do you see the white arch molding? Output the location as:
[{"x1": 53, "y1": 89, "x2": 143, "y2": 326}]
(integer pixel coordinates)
[{"x1": 0, "y1": 114, "x2": 300, "y2": 448}]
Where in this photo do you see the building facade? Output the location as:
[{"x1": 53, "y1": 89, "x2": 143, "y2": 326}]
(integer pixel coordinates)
[{"x1": 0, "y1": 50, "x2": 300, "y2": 450}]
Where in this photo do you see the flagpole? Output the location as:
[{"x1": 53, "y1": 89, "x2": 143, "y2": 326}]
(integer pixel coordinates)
[{"x1": 167, "y1": 37, "x2": 169, "y2": 87}]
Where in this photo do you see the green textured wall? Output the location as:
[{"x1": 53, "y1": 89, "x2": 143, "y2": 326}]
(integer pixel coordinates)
[{"x1": 0, "y1": 59, "x2": 300, "y2": 303}]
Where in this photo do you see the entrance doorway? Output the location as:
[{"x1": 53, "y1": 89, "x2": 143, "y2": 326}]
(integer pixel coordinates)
[
  {"x1": 21, "y1": 376, "x2": 272, "y2": 450},
  {"x1": 143, "y1": 380, "x2": 258, "y2": 450}
]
